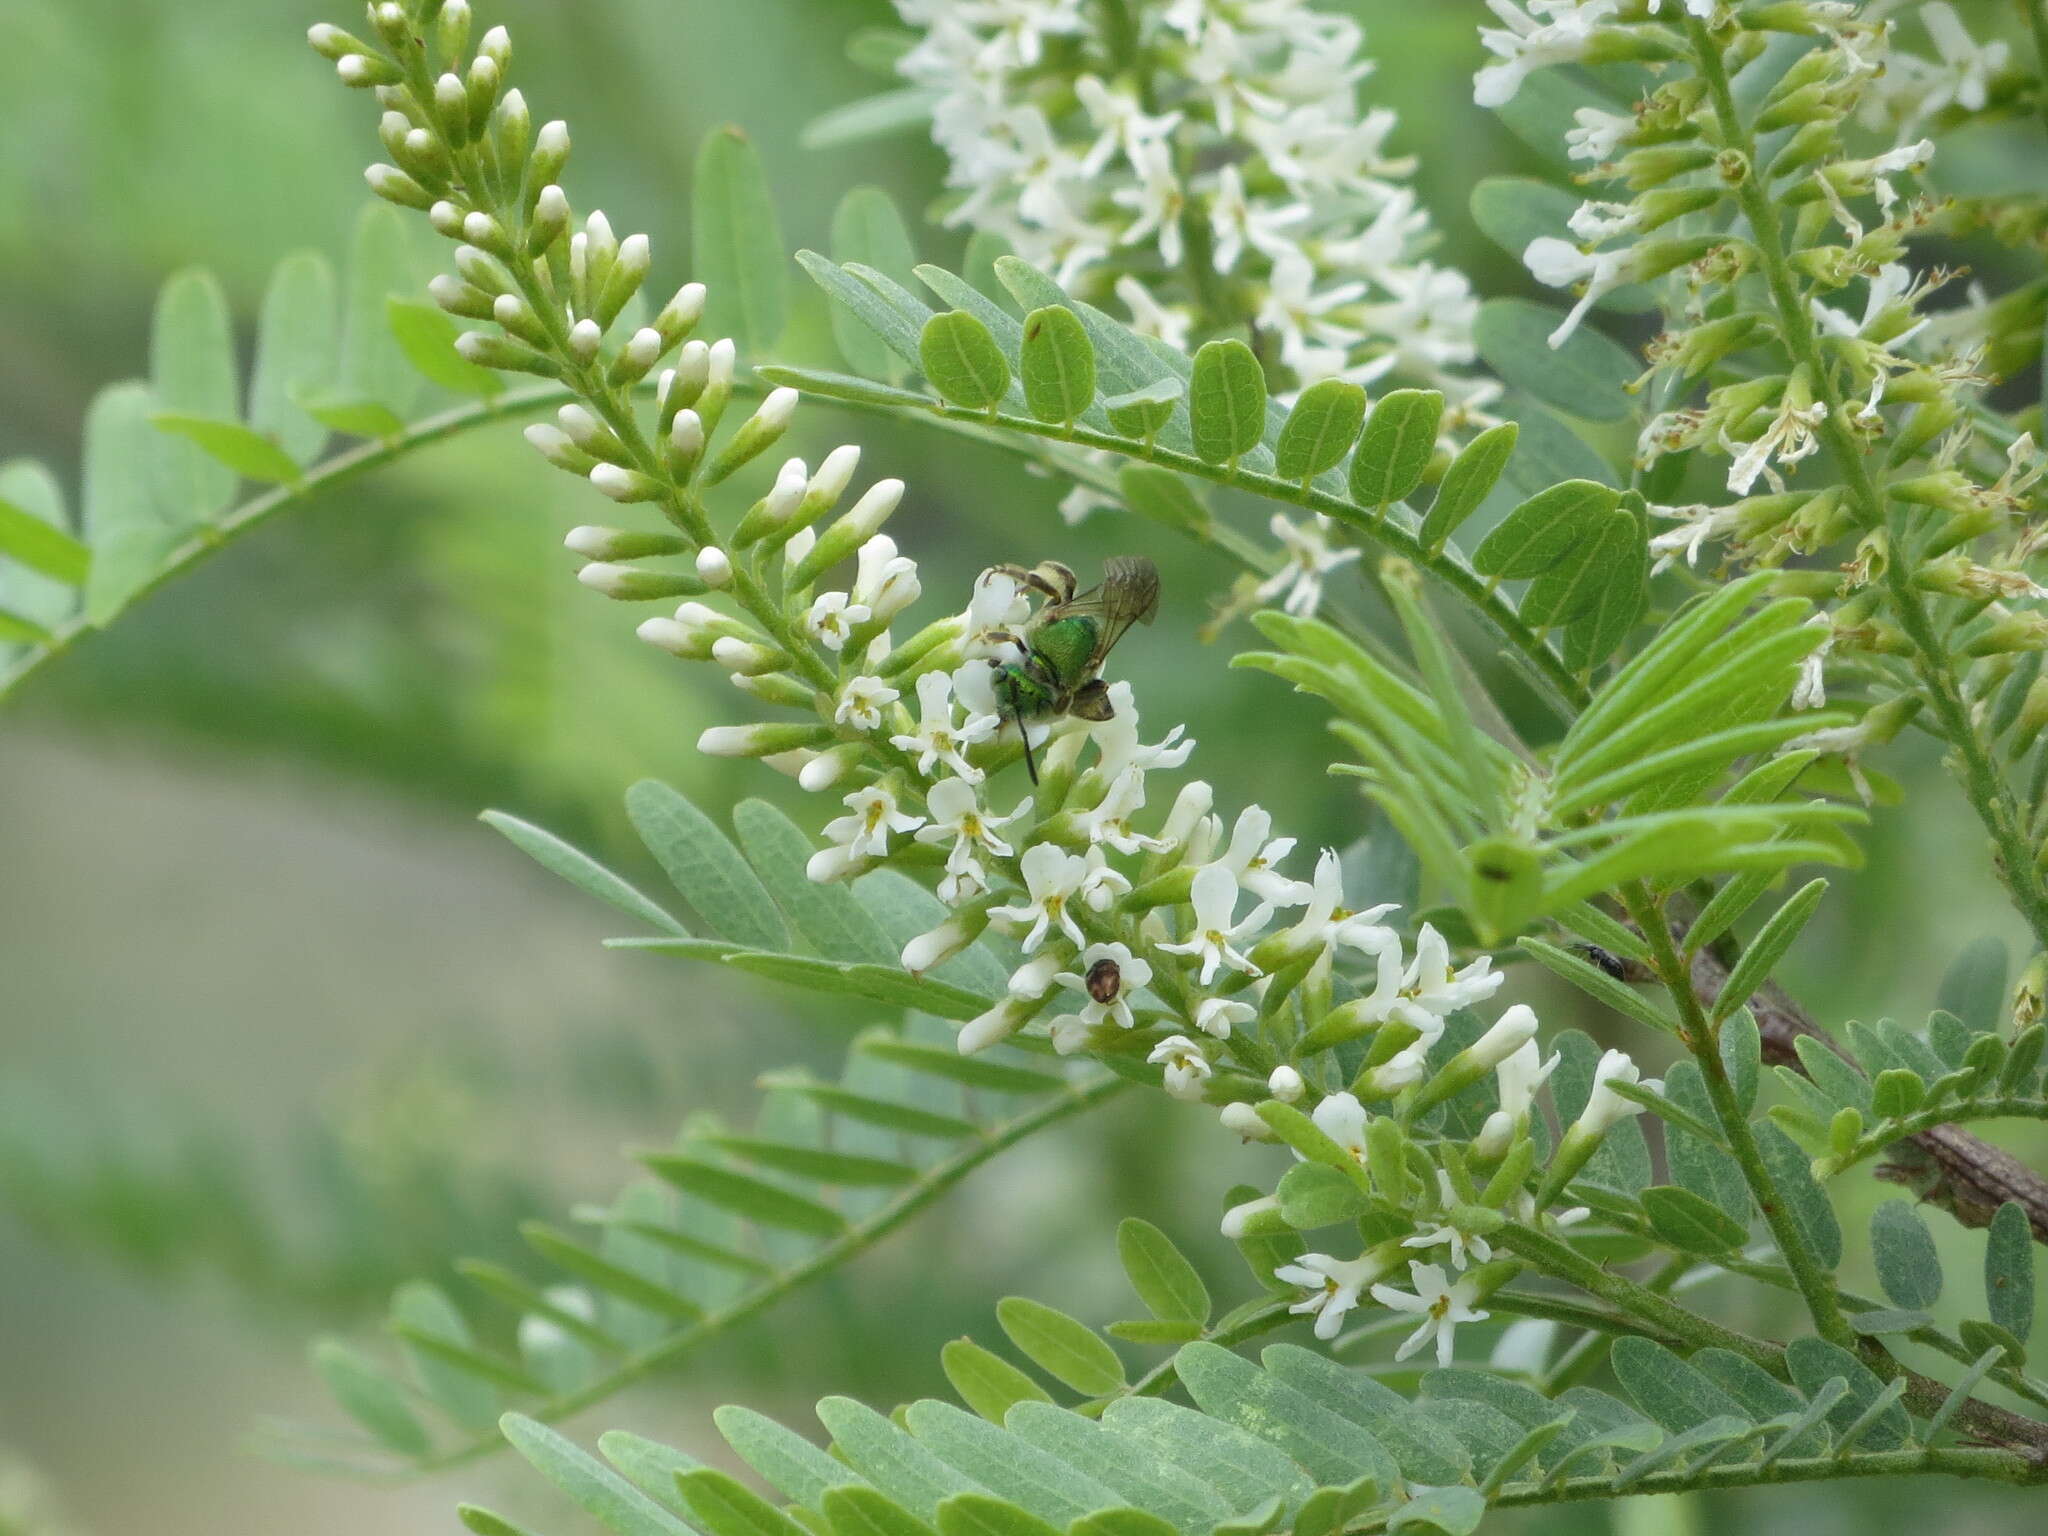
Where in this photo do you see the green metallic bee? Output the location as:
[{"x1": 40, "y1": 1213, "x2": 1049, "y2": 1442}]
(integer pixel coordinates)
[{"x1": 986, "y1": 555, "x2": 1161, "y2": 783}]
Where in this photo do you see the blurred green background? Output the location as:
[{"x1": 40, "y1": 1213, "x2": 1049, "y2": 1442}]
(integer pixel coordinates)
[{"x1": 2, "y1": 1, "x2": 2044, "y2": 1532}]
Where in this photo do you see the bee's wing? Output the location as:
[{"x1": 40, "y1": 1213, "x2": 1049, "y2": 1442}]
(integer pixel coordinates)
[{"x1": 1057, "y1": 556, "x2": 1160, "y2": 667}]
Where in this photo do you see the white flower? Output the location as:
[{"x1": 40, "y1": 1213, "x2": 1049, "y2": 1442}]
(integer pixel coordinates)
[
  {"x1": 821, "y1": 785, "x2": 924, "y2": 862},
  {"x1": 1918, "y1": 3, "x2": 2007, "y2": 115},
  {"x1": 1284, "y1": 848, "x2": 1400, "y2": 958},
  {"x1": 853, "y1": 534, "x2": 922, "y2": 626},
  {"x1": 1523, "y1": 236, "x2": 1630, "y2": 348},
  {"x1": 1088, "y1": 680, "x2": 1194, "y2": 783},
  {"x1": 1403, "y1": 1173, "x2": 1494, "y2": 1270},
  {"x1": 1311, "y1": 1090, "x2": 1370, "y2": 1167},
  {"x1": 1575, "y1": 1048, "x2": 1661, "y2": 1136},
  {"x1": 1148, "y1": 1034, "x2": 1213, "y2": 1100},
  {"x1": 1253, "y1": 515, "x2": 1361, "y2": 615},
  {"x1": 1077, "y1": 767, "x2": 1169, "y2": 855},
  {"x1": 1077, "y1": 844, "x2": 1132, "y2": 911},
  {"x1": 1112, "y1": 136, "x2": 1187, "y2": 264},
  {"x1": 1213, "y1": 803, "x2": 1311, "y2": 919},
  {"x1": 1370, "y1": 1261, "x2": 1490, "y2": 1367},
  {"x1": 1116, "y1": 274, "x2": 1192, "y2": 352},
  {"x1": 989, "y1": 841, "x2": 1089, "y2": 952},
  {"x1": 1159, "y1": 863, "x2": 1265, "y2": 984},
  {"x1": 835, "y1": 674, "x2": 901, "y2": 732},
  {"x1": 1209, "y1": 163, "x2": 1308, "y2": 274},
  {"x1": 1473, "y1": 0, "x2": 1619, "y2": 110},
  {"x1": 1792, "y1": 617, "x2": 1833, "y2": 711},
  {"x1": 1275, "y1": 1252, "x2": 1385, "y2": 1340},
  {"x1": 891, "y1": 669, "x2": 998, "y2": 781},
  {"x1": 1364, "y1": 1039, "x2": 1432, "y2": 1094},
  {"x1": 1565, "y1": 105, "x2": 1632, "y2": 163},
  {"x1": 1194, "y1": 996, "x2": 1256, "y2": 1040},
  {"x1": 1007, "y1": 951, "x2": 1064, "y2": 1000},
  {"x1": 1467, "y1": 1003, "x2": 1541, "y2": 1072},
  {"x1": 1724, "y1": 396, "x2": 1828, "y2": 496},
  {"x1": 805, "y1": 591, "x2": 872, "y2": 652},
  {"x1": 1475, "y1": 1037, "x2": 1560, "y2": 1157},
  {"x1": 963, "y1": 569, "x2": 1030, "y2": 660},
  {"x1": 1374, "y1": 925, "x2": 1504, "y2": 1040},
  {"x1": 1054, "y1": 941, "x2": 1152, "y2": 1029},
  {"x1": 917, "y1": 778, "x2": 1024, "y2": 903}
]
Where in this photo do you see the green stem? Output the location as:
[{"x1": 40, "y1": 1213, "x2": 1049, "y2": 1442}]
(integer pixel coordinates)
[
  {"x1": 1345, "y1": 1446, "x2": 2044, "y2": 1529},
  {"x1": 1493, "y1": 1221, "x2": 1783, "y2": 1372},
  {"x1": 1684, "y1": 18, "x2": 2048, "y2": 952},
  {"x1": 0, "y1": 384, "x2": 581, "y2": 708},
  {"x1": 386, "y1": 1074, "x2": 1127, "y2": 1478},
  {"x1": 1624, "y1": 882, "x2": 1857, "y2": 1350},
  {"x1": 2024, "y1": 0, "x2": 2048, "y2": 139}
]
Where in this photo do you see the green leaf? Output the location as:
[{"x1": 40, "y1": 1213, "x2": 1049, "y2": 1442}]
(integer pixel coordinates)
[
  {"x1": 502, "y1": 1414, "x2": 696, "y2": 1536},
  {"x1": 310, "y1": 1338, "x2": 429, "y2": 1457},
  {"x1": 832, "y1": 187, "x2": 919, "y2": 382},
  {"x1": 1117, "y1": 465, "x2": 1210, "y2": 534},
  {"x1": 821, "y1": 1487, "x2": 941, "y2": 1536},
  {"x1": 1520, "y1": 506, "x2": 1637, "y2": 627},
  {"x1": 694, "y1": 125, "x2": 789, "y2": 353},
  {"x1": 601, "y1": 1431, "x2": 702, "y2": 1513},
  {"x1": 1870, "y1": 1200, "x2": 1942, "y2": 1310},
  {"x1": 1612, "y1": 1337, "x2": 1752, "y2": 1433},
  {"x1": 801, "y1": 86, "x2": 940, "y2": 149},
  {"x1": 760, "y1": 365, "x2": 936, "y2": 412},
  {"x1": 1471, "y1": 479, "x2": 1620, "y2": 580},
  {"x1": 732, "y1": 799, "x2": 896, "y2": 965},
  {"x1": 1958, "y1": 1318, "x2": 2027, "y2": 1370},
  {"x1": 639, "y1": 1154, "x2": 846, "y2": 1237},
  {"x1": 1275, "y1": 1160, "x2": 1369, "y2": 1230},
  {"x1": 1985, "y1": 1200, "x2": 2035, "y2": 1342},
  {"x1": 82, "y1": 381, "x2": 180, "y2": 626},
  {"x1": 295, "y1": 393, "x2": 408, "y2": 439},
  {"x1": 1642, "y1": 1184, "x2": 1748, "y2": 1252},
  {"x1": 1561, "y1": 516, "x2": 1647, "y2": 670},
  {"x1": 1275, "y1": 379, "x2": 1366, "y2": 483},
  {"x1": 921, "y1": 311, "x2": 1013, "y2": 411},
  {"x1": 1070, "y1": 1513, "x2": 1179, "y2": 1536},
  {"x1": 392, "y1": 1279, "x2": 500, "y2": 1430},
  {"x1": 1104, "y1": 377, "x2": 1182, "y2": 440},
  {"x1": 1784, "y1": 1339, "x2": 1910, "y2": 1450},
  {"x1": 625, "y1": 780, "x2": 787, "y2": 951},
  {"x1": 853, "y1": 1036, "x2": 1060, "y2": 1094},
  {"x1": 1020, "y1": 305, "x2": 1098, "y2": 426},
  {"x1": 1421, "y1": 421, "x2": 1518, "y2": 551},
  {"x1": 520, "y1": 1224, "x2": 703, "y2": 1321},
  {"x1": 1189, "y1": 339, "x2": 1267, "y2": 465},
  {"x1": 1518, "y1": 938, "x2": 1677, "y2": 1033},
  {"x1": 1722, "y1": 1008, "x2": 1762, "y2": 1111},
  {"x1": 817, "y1": 1397, "x2": 982, "y2": 1520},
  {"x1": 1939, "y1": 936, "x2": 2009, "y2": 1033},
  {"x1": 795, "y1": 254, "x2": 927, "y2": 373},
  {"x1": 677, "y1": 1468, "x2": 811, "y2": 1536},
  {"x1": 1386, "y1": 1488, "x2": 1486, "y2": 1536},
  {"x1": 459, "y1": 1506, "x2": 548, "y2": 1536},
  {"x1": 1116, "y1": 1218, "x2": 1210, "y2": 1326},
  {"x1": 718, "y1": 1405, "x2": 863, "y2": 1506},
  {"x1": 761, "y1": 1075, "x2": 976, "y2": 1140},
  {"x1": 697, "y1": 1135, "x2": 914, "y2": 1187},
  {"x1": 387, "y1": 298, "x2": 501, "y2": 397},
  {"x1": 941, "y1": 1339, "x2": 1053, "y2": 1424},
  {"x1": 482, "y1": 810, "x2": 686, "y2": 935},
  {"x1": 0, "y1": 490, "x2": 88, "y2": 585},
  {"x1": 1473, "y1": 297, "x2": 1637, "y2": 423},
  {"x1": 338, "y1": 203, "x2": 424, "y2": 417},
  {"x1": 1713, "y1": 878, "x2": 1828, "y2": 1023},
  {"x1": 1004, "y1": 1403, "x2": 1232, "y2": 1529},
  {"x1": 1176, "y1": 1342, "x2": 1402, "y2": 1490},
  {"x1": 1097, "y1": 1395, "x2": 1312, "y2": 1510},
  {"x1": 1349, "y1": 388, "x2": 1443, "y2": 507},
  {"x1": 907, "y1": 1401, "x2": 1119, "y2": 1521},
  {"x1": 1755, "y1": 1121, "x2": 1842, "y2": 1267},
  {"x1": 149, "y1": 413, "x2": 304, "y2": 485},
  {"x1": 248, "y1": 250, "x2": 338, "y2": 466},
  {"x1": 936, "y1": 1494, "x2": 1059, "y2": 1536},
  {"x1": 150, "y1": 267, "x2": 239, "y2": 524},
  {"x1": 996, "y1": 1297, "x2": 1126, "y2": 1395}
]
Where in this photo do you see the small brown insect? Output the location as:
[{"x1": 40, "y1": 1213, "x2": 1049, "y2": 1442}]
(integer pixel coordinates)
[{"x1": 1085, "y1": 957, "x2": 1122, "y2": 1005}]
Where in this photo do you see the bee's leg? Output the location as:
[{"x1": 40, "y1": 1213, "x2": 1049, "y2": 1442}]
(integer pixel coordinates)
[{"x1": 1068, "y1": 678, "x2": 1115, "y2": 722}]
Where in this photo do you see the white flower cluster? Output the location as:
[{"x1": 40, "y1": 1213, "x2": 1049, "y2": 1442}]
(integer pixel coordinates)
[{"x1": 894, "y1": 0, "x2": 1491, "y2": 405}]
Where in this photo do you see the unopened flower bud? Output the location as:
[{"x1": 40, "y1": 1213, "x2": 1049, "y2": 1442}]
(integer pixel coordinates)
[
  {"x1": 668, "y1": 409, "x2": 706, "y2": 478},
  {"x1": 307, "y1": 23, "x2": 371, "y2": 61},
  {"x1": 492, "y1": 292, "x2": 549, "y2": 348},
  {"x1": 588, "y1": 463, "x2": 662, "y2": 503},
  {"x1": 529, "y1": 184, "x2": 570, "y2": 256},
  {"x1": 365, "y1": 164, "x2": 432, "y2": 210},
  {"x1": 1160, "y1": 779, "x2": 1214, "y2": 848},
  {"x1": 563, "y1": 525, "x2": 689, "y2": 561},
  {"x1": 567, "y1": 318, "x2": 602, "y2": 364},
  {"x1": 788, "y1": 478, "x2": 905, "y2": 589},
  {"x1": 492, "y1": 88, "x2": 531, "y2": 171},
  {"x1": 696, "y1": 722, "x2": 830, "y2": 759},
  {"x1": 524, "y1": 423, "x2": 596, "y2": 473},
  {"x1": 433, "y1": 71, "x2": 470, "y2": 144},
  {"x1": 798, "y1": 743, "x2": 865, "y2": 792},
  {"x1": 903, "y1": 909, "x2": 988, "y2": 975},
  {"x1": 336, "y1": 53, "x2": 401, "y2": 88},
  {"x1": 653, "y1": 282, "x2": 707, "y2": 346},
  {"x1": 596, "y1": 232, "x2": 651, "y2": 329},
  {"x1": 461, "y1": 209, "x2": 511, "y2": 257},
  {"x1": 436, "y1": 0, "x2": 472, "y2": 60},
  {"x1": 608, "y1": 326, "x2": 664, "y2": 386},
  {"x1": 710, "y1": 636, "x2": 786, "y2": 676},
  {"x1": 478, "y1": 23, "x2": 511, "y2": 70},
  {"x1": 703, "y1": 388, "x2": 800, "y2": 487},
  {"x1": 530, "y1": 119, "x2": 571, "y2": 186},
  {"x1": 428, "y1": 199, "x2": 467, "y2": 240},
  {"x1": 1220, "y1": 1194, "x2": 1281, "y2": 1237},
  {"x1": 556, "y1": 404, "x2": 622, "y2": 458},
  {"x1": 464, "y1": 54, "x2": 502, "y2": 140},
  {"x1": 669, "y1": 341, "x2": 712, "y2": 413},
  {"x1": 452, "y1": 332, "x2": 559, "y2": 376},
  {"x1": 1267, "y1": 1065, "x2": 1305, "y2": 1103},
  {"x1": 695, "y1": 545, "x2": 733, "y2": 587},
  {"x1": 1219, "y1": 1103, "x2": 1277, "y2": 1140},
  {"x1": 957, "y1": 995, "x2": 1039, "y2": 1055},
  {"x1": 370, "y1": 3, "x2": 410, "y2": 45},
  {"x1": 451, "y1": 243, "x2": 509, "y2": 293},
  {"x1": 576, "y1": 563, "x2": 706, "y2": 601}
]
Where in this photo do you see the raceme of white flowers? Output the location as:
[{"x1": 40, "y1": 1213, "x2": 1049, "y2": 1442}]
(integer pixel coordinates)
[{"x1": 893, "y1": 0, "x2": 1494, "y2": 412}]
